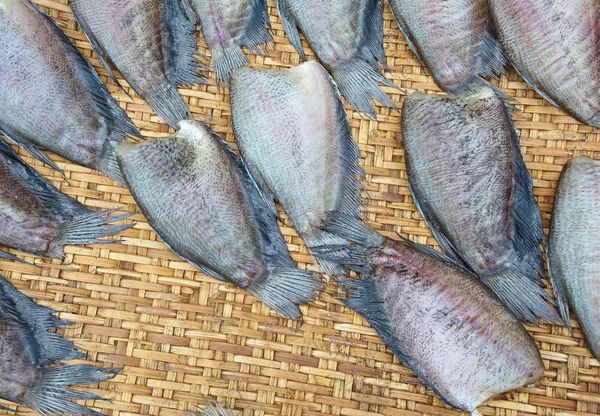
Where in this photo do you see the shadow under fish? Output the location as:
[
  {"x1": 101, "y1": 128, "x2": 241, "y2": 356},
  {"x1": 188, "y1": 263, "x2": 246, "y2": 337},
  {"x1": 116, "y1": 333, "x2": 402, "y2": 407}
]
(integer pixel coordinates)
[
  {"x1": 0, "y1": 139, "x2": 133, "y2": 260},
  {"x1": 0, "y1": 276, "x2": 118, "y2": 415},
  {"x1": 117, "y1": 121, "x2": 323, "y2": 319},
  {"x1": 0, "y1": 0, "x2": 141, "y2": 184}
]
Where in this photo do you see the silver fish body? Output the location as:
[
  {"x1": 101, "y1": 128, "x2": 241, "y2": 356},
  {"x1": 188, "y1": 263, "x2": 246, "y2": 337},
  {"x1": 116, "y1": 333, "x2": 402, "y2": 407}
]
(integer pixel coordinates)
[
  {"x1": 184, "y1": 0, "x2": 272, "y2": 85},
  {"x1": 548, "y1": 156, "x2": 600, "y2": 359},
  {"x1": 489, "y1": 0, "x2": 600, "y2": 127},
  {"x1": 117, "y1": 121, "x2": 322, "y2": 318},
  {"x1": 0, "y1": 140, "x2": 132, "y2": 259},
  {"x1": 314, "y1": 214, "x2": 544, "y2": 413},
  {"x1": 402, "y1": 88, "x2": 559, "y2": 324},
  {"x1": 276, "y1": 0, "x2": 396, "y2": 117},
  {"x1": 389, "y1": 0, "x2": 505, "y2": 96},
  {"x1": 0, "y1": 276, "x2": 117, "y2": 415},
  {"x1": 0, "y1": 0, "x2": 140, "y2": 183},
  {"x1": 70, "y1": 0, "x2": 206, "y2": 127},
  {"x1": 230, "y1": 61, "x2": 363, "y2": 276}
]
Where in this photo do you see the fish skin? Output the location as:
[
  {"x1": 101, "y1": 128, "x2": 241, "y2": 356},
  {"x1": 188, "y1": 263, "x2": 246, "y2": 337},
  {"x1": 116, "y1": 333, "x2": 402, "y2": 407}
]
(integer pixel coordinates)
[
  {"x1": 184, "y1": 0, "x2": 272, "y2": 85},
  {"x1": 276, "y1": 0, "x2": 397, "y2": 118},
  {"x1": 0, "y1": 0, "x2": 140, "y2": 184},
  {"x1": 389, "y1": 0, "x2": 506, "y2": 96},
  {"x1": 70, "y1": 0, "x2": 206, "y2": 128},
  {"x1": 548, "y1": 156, "x2": 600, "y2": 359},
  {"x1": 117, "y1": 120, "x2": 322, "y2": 318},
  {"x1": 0, "y1": 139, "x2": 133, "y2": 258},
  {"x1": 230, "y1": 61, "x2": 363, "y2": 276},
  {"x1": 0, "y1": 276, "x2": 118, "y2": 415},
  {"x1": 314, "y1": 213, "x2": 544, "y2": 413},
  {"x1": 402, "y1": 88, "x2": 559, "y2": 324},
  {"x1": 489, "y1": 0, "x2": 600, "y2": 127}
]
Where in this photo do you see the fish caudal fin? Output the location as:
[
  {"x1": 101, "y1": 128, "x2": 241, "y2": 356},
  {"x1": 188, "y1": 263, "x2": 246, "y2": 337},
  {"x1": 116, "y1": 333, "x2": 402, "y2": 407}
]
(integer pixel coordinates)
[
  {"x1": 330, "y1": 58, "x2": 398, "y2": 118},
  {"x1": 210, "y1": 45, "x2": 250, "y2": 87},
  {"x1": 480, "y1": 268, "x2": 561, "y2": 325},
  {"x1": 246, "y1": 268, "x2": 323, "y2": 319},
  {"x1": 145, "y1": 83, "x2": 192, "y2": 128},
  {"x1": 59, "y1": 208, "x2": 133, "y2": 249},
  {"x1": 23, "y1": 365, "x2": 118, "y2": 416}
]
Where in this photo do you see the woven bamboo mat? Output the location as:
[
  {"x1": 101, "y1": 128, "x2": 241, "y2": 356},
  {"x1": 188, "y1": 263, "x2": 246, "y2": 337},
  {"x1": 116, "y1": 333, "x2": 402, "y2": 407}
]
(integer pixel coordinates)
[{"x1": 1, "y1": 1, "x2": 599, "y2": 415}]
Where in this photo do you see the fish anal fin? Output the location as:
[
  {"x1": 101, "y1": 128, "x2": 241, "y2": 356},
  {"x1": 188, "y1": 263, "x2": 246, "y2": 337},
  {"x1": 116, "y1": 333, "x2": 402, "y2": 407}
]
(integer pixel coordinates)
[
  {"x1": 546, "y1": 250, "x2": 573, "y2": 333},
  {"x1": 0, "y1": 126, "x2": 64, "y2": 175}
]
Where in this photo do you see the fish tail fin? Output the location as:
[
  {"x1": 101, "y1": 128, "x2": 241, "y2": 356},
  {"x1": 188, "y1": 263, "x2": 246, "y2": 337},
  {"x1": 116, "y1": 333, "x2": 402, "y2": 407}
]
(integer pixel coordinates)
[
  {"x1": 23, "y1": 364, "x2": 118, "y2": 416},
  {"x1": 246, "y1": 268, "x2": 323, "y2": 319},
  {"x1": 59, "y1": 208, "x2": 134, "y2": 247},
  {"x1": 210, "y1": 45, "x2": 251, "y2": 88},
  {"x1": 480, "y1": 267, "x2": 561, "y2": 325},
  {"x1": 330, "y1": 58, "x2": 399, "y2": 118},
  {"x1": 145, "y1": 82, "x2": 191, "y2": 128}
]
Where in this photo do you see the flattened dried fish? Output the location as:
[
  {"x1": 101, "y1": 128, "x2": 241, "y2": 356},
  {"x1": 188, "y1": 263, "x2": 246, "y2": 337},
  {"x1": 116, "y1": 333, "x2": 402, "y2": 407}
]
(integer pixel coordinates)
[
  {"x1": 548, "y1": 156, "x2": 600, "y2": 358},
  {"x1": 0, "y1": 0, "x2": 140, "y2": 184},
  {"x1": 183, "y1": 0, "x2": 272, "y2": 85},
  {"x1": 0, "y1": 140, "x2": 132, "y2": 259},
  {"x1": 402, "y1": 88, "x2": 559, "y2": 324},
  {"x1": 70, "y1": 0, "x2": 206, "y2": 127},
  {"x1": 276, "y1": 0, "x2": 397, "y2": 117},
  {"x1": 489, "y1": 0, "x2": 600, "y2": 127},
  {"x1": 0, "y1": 275, "x2": 118, "y2": 415},
  {"x1": 389, "y1": 0, "x2": 506, "y2": 96},
  {"x1": 314, "y1": 214, "x2": 544, "y2": 413},
  {"x1": 230, "y1": 61, "x2": 363, "y2": 276},
  {"x1": 117, "y1": 121, "x2": 322, "y2": 318}
]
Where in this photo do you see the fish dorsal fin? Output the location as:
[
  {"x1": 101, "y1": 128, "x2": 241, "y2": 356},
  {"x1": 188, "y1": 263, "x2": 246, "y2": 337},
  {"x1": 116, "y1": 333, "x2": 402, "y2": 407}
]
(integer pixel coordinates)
[{"x1": 275, "y1": 0, "x2": 305, "y2": 60}]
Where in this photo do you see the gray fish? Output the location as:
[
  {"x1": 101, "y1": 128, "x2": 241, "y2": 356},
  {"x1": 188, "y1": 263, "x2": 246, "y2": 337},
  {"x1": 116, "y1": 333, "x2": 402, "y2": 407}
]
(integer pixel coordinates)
[
  {"x1": 276, "y1": 0, "x2": 397, "y2": 117},
  {"x1": 489, "y1": 0, "x2": 600, "y2": 127},
  {"x1": 0, "y1": 139, "x2": 133, "y2": 259},
  {"x1": 314, "y1": 213, "x2": 544, "y2": 414},
  {"x1": 0, "y1": 275, "x2": 118, "y2": 415},
  {"x1": 389, "y1": 0, "x2": 506, "y2": 96},
  {"x1": 230, "y1": 61, "x2": 363, "y2": 276},
  {"x1": 402, "y1": 88, "x2": 559, "y2": 324},
  {"x1": 548, "y1": 156, "x2": 600, "y2": 359},
  {"x1": 0, "y1": 0, "x2": 140, "y2": 184},
  {"x1": 117, "y1": 121, "x2": 322, "y2": 318},
  {"x1": 183, "y1": 0, "x2": 272, "y2": 85},
  {"x1": 70, "y1": 0, "x2": 206, "y2": 128}
]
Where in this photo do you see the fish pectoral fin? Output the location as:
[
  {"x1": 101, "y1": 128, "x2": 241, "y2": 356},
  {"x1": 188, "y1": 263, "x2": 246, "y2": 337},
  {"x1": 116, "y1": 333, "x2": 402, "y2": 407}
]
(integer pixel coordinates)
[
  {"x1": 246, "y1": 268, "x2": 323, "y2": 319},
  {"x1": 276, "y1": 0, "x2": 305, "y2": 60},
  {"x1": 22, "y1": 365, "x2": 118, "y2": 416},
  {"x1": 0, "y1": 126, "x2": 64, "y2": 175}
]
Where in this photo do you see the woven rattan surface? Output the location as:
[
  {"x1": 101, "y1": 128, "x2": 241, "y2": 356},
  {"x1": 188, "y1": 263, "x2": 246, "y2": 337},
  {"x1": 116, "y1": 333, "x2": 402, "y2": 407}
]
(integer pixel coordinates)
[{"x1": 1, "y1": 1, "x2": 599, "y2": 415}]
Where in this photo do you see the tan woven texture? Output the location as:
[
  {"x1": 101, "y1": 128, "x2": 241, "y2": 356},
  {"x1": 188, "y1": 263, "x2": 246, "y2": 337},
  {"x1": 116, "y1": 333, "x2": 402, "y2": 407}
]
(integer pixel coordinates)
[{"x1": 1, "y1": 1, "x2": 599, "y2": 415}]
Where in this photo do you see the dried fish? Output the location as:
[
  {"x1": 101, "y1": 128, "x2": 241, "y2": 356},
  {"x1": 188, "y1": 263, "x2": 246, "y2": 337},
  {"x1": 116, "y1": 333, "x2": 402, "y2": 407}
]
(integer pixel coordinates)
[
  {"x1": 314, "y1": 213, "x2": 544, "y2": 413},
  {"x1": 548, "y1": 156, "x2": 600, "y2": 359},
  {"x1": 389, "y1": 0, "x2": 506, "y2": 96},
  {"x1": 402, "y1": 88, "x2": 559, "y2": 324},
  {"x1": 0, "y1": 0, "x2": 140, "y2": 184},
  {"x1": 230, "y1": 61, "x2": 363, "y2": 276},
  {"x1": 276, "y1": 0, "x2": 397, "y2": 117},
  {"x1": 183, "y1": 0, "x2": 272, "y2": 85},
  {"x1": 70, "y1": 0, "x2": 206, "y2": 127},
  {"x1": 0, "y1": 275, "x2": 118, "y2": 415},
  {"x1": 0, "y1": 139, "x2": 132, "y2": 259},
  {"x1": 489, "y1": 0, "x2": 600, "y2": 127},
  {"x1": 117, "y1": 121, "x2": 322, "y2": 318}
]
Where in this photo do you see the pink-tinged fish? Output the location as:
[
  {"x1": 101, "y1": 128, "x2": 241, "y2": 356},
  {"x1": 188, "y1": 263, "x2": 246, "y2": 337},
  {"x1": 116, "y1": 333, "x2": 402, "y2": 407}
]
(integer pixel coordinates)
[
  {"x1": 0, "y1": 140, "x2": 132, "y2": 259},
  {"x1": 402, "y1": 88, "x2": 559, "y2": 324},
  {"x1": 117, "y1": 121, "x2": 322, "y2": 319},
  {"x1": 183, "y1": 0, "x2": 272, "y2": 85},
  {"x1": 489, "y1": 0, "x2": 600, "y2": 127},
  {"x1": 314, "y1": 214, "x2": 544, "y2": 413},
  {"x1": 0, "y1": 0, "x2": 140, "y2": 184},
  {"x1": 548, "y1": 157, "x2": 600, "y2": 359},
  {"x1": 70, "y1": 0, "x2": 206, "y2": 127},
  {"x1": 0, "y1": 275, "x2": 118, "y2": 415},
  {"x1": 276, "y1": 0, "x2": 397, "y2": 118},
  {"x1": 389, "y1": 0, "x2": 506, "y2": 96},
  {"x1": 230, "y1": 61, "x2": 363, "y2": 276}
]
